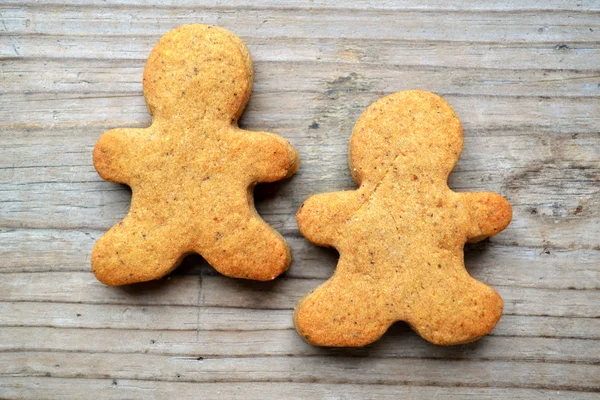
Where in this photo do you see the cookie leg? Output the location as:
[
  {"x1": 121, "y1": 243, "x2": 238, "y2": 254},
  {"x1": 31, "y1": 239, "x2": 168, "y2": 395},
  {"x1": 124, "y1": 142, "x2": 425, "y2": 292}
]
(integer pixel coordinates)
[
  {"x1": 407, "y1": 279, "x2": 503, "y2": 345},
  {"x1": 198, "y1": 212, "x2": 291, "y2": 281},
  {"x1": 92, "y1": 216, "x2": 188, "y2": 286},
  {"x1": 294, "y1": 272, "x2": 392, "y2": 347}
]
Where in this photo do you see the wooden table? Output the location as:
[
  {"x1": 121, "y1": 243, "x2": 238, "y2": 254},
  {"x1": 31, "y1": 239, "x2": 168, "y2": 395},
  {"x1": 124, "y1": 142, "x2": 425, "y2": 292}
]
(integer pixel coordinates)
[{"x1": 1, "y1": 1, "x2": 599, "y2": 398}]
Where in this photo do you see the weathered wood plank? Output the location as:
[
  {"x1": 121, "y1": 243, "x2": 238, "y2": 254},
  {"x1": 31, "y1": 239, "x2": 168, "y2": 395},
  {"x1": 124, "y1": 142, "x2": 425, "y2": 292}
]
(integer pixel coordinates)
[
  {"x1": 3, "y1": 59, "x2": 599, "y2": 97},
  {"x1": 5, "y1": 0, "x2": 600, "y2": 12},
  {"x1": 1, "y1": 352, "x2": 598, "y2": 391},
  {"x1": 1, "y1": 302, "x2": 599, "y2": 340},
  {"x1": 1, "y1": 91, "x2": 597, "y2": 133},
  {"x1": 3, "y1": 35, "x2": 599, "y2": 73},
  {"x1": 2, "y1": 377, "x2": 597, "y2": 400},
  {"x1": 2, "y1": 5, "x2": 599, "y2": 42},
  {"x1": 1, "y1": 229, "x2": 598, "y2": 291},
  {"x1": 0, "y1": 272, "x2": 597, "y2": 318},
  {"x1": 2, "y1": 326, "x2": 599, "y2": 365},
  {"x1": 0, "y1": 302, "x2": 277, "y2": 332},
  {"x1": 0, "y1": 229, "x2": 100, "y2": 272},
  {"x1": 0, "y1": 272, "x2": 201, "y2": 306}
]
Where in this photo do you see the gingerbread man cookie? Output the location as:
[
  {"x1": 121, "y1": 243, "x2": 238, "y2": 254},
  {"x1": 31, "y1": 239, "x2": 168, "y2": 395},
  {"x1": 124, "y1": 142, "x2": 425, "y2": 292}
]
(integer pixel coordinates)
[
  {"x1": 295, "y1": 90, "x2": 511, "y2": 346},
  {"x1": 92, "y1": 24, "x2": 299, "y2": 286}
]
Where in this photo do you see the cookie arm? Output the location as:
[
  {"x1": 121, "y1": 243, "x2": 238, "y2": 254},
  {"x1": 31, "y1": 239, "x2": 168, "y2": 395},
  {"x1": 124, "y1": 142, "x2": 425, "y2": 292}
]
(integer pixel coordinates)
[
  {"x1": 297, "y1": 191, "x2": 362, "y2": 247},
  {"x1": 239, "y1": 130, "x2": 299, "y2": 182},
  {"x1": 93, "y1": 128, "x2": 146, "y2": 184},
  {"x1": 461, "y1": 192, "x2": 512, "y2": 243}
]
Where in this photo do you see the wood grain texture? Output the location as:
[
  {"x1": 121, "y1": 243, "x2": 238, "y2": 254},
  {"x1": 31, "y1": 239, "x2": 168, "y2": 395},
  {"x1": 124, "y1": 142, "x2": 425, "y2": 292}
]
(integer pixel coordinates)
[{"x1": 0, "y1": 0, "x2": 599, "y2": 398}]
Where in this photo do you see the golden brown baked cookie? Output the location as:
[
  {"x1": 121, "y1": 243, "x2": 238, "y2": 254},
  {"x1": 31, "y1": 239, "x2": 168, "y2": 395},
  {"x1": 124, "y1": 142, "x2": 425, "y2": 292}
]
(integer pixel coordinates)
[
  {"x1": 92, "y1": 24, "x2": 299, "y2": 286},
  {"x1": 294, "y1": 90, "x2": 511, "y2": 346}
]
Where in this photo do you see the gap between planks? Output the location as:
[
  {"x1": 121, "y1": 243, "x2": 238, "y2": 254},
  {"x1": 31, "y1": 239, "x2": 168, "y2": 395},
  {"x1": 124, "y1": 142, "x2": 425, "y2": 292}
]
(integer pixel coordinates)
[{"x1": 2, "y1": 352, "x2": 598, "y2": 392}]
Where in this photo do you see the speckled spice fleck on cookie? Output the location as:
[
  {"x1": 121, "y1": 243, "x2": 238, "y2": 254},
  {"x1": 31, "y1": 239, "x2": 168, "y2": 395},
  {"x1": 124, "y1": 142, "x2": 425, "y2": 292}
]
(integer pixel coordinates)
[
  {"x1": 92, "y1": 24, "x2": 299, "y2": 286},
  {"x1": 295, "y1": 90, "x2": 511, "y2": 346}
]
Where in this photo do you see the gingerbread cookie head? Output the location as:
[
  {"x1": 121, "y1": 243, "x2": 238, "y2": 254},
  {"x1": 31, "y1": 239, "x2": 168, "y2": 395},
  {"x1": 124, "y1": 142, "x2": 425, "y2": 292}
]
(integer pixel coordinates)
[
  {"x1": 143, "y1": 24, "x2": 253, "y2": 123},
  {"x1": 349, "y1": 90, "x2": 463, "y2": 187},
  {"x1": 295, "y1": 90, "x2": 511, "y2": 346},
  {"x1": 92, "y1": 24, "x2": 299, "y2": 286}
]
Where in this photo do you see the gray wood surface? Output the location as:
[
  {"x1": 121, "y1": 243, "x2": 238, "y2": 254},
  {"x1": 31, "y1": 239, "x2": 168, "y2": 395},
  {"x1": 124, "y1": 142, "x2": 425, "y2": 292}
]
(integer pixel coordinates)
[{"x1": 1, "y1": 1, "x2": 599, "y2": 398}]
